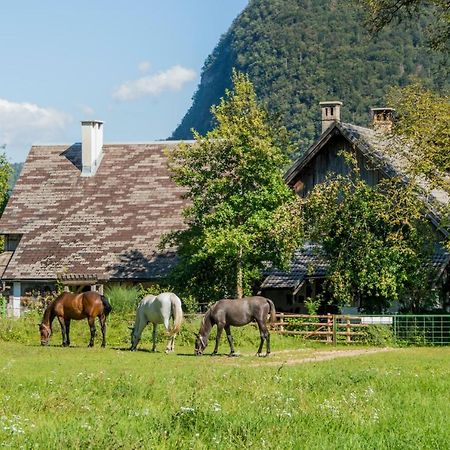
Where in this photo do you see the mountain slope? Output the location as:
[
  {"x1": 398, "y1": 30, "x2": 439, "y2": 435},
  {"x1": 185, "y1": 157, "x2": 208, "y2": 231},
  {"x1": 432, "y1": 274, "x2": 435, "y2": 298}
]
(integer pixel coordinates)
[{"x1": 171, "y1": 0, "x2": 448, "y2": 149}]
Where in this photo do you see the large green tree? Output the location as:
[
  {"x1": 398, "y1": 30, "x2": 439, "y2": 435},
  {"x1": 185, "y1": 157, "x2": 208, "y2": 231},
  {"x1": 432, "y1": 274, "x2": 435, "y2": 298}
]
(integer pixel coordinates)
[
  {"x1": 387, "y1": 82, "x2": 450, "y2": 187},
  {"x1": 163, "y1": 71, "x2": 303, "y2": 302},
  {"x1": 304, "y1": 157, "x2": 434, "y2": 313}
]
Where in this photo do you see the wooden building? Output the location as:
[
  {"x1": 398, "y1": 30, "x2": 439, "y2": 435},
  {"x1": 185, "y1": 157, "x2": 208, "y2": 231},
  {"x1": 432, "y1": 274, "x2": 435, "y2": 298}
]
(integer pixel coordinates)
[{"x1": 260, "y1": 102, "x2": 450, "y2": 313}]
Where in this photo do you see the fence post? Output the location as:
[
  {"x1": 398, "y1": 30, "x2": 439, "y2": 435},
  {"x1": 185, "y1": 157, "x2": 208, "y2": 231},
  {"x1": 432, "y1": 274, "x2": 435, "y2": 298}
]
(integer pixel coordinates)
[
  {"x1": 346, "y1": 317, "x2": 351, "y2": 343},
  {"x1": 332, "y1": 315, "x2": 337, "y2": 346},
  {"x1": 326, "y1": 314, "x2": 331, "y2": 343},
  {"x1": 279, "y1": 313, "x2": 284, "y2": 333}
]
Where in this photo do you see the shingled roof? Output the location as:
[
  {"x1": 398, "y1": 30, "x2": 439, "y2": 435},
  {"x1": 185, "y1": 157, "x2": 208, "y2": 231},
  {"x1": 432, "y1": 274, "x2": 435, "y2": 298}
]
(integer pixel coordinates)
[
  {"x1": 0, "y1": 142, "x2": 190, "y2": 281},
  {"x1": 261, "y1": 243, "x2": 328, "y2": 290}
]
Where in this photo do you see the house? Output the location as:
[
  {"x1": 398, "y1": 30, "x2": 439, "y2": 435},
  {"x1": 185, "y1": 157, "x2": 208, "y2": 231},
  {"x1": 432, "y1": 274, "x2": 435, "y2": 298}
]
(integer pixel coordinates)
[
  {"x1": 260, "y1": 101, "x2": 450, "y2": 313},
  {"x1": 0, "y1": 121, "x2": 191, "y2": 316}
]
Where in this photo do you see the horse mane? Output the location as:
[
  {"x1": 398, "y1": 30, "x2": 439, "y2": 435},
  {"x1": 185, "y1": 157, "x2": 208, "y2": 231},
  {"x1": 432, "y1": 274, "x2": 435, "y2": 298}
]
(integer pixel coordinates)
[{"x1": 42, "y1": 300, "x2": 56, "y2": 327}]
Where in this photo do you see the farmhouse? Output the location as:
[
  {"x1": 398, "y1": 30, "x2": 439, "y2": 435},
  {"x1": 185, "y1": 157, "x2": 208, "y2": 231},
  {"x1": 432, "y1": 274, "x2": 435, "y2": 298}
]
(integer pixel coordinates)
[
  {"x1": 0, "y1": 121, "x2": 191, "y2": 315},
  {"x1": 260, "y1": 102, "x2": 450, "y2": 313}
]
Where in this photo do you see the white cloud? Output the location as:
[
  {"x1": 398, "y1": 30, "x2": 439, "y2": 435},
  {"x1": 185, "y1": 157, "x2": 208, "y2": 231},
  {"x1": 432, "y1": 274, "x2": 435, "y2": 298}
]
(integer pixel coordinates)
[
  {"x1": 80, "y1": 105, "x2": 95, "y2": 117},
  {"x1": 113, "y1": 65, "x2": 197, "y2": 101},
  {"x1": 138, "y1": 61, "x2": 151, "y2": 74},
  {"x1": 0, "y1": 98, "x2": 71, "y2": 162}
]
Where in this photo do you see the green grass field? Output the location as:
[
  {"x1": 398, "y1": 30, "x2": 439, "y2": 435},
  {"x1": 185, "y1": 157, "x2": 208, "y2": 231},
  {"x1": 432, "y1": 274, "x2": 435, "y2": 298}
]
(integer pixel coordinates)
[{"x1": 1, "y1": 315, "x2": 449, "y2": 449}]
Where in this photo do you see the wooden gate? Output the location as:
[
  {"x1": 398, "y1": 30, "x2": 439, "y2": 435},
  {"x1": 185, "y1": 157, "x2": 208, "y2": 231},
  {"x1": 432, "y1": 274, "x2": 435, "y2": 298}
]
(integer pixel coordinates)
[{"x1": 272, "y1": 313, "x2": 369, "y2": 344}]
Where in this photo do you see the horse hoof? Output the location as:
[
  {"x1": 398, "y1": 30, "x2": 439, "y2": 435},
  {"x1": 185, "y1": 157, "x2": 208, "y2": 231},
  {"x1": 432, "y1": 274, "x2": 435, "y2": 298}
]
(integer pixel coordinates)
[{"x1": 228, "y1": 353, "x2": 238, "y2": 357}]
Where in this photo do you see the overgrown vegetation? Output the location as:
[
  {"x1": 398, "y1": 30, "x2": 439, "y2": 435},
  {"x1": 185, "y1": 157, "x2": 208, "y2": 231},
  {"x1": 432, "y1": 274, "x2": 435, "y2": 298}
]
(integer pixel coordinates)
[{"x1": 171, "y1": 0, "x2": 448, "y2": 152}]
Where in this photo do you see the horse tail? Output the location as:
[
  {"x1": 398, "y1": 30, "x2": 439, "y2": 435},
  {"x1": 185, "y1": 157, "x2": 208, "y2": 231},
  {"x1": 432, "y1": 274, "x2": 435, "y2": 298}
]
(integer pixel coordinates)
[
  {"x1": 170, "y1": 293, "x2": 184, "y2": 335},
  {"x1": 266, "y1": 298, "x2": 276, "y2": 324},
  {"x1": 101, "y1": 295, "x2": 112, "y2": 317}
]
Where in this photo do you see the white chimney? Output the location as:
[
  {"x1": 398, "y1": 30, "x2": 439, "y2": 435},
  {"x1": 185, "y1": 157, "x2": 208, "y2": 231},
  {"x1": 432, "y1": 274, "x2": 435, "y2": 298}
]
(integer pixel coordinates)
[
  {"x1": 319, "y1": 101, "x2": 342, "y2": 134},
  {"x1": 81, "y1": 120, "x2": 104, "y2": 176}
]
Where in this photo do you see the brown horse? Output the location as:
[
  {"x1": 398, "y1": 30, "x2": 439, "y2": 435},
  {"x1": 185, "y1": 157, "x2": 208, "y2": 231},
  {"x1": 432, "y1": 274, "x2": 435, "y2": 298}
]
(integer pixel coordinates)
[
  {"x1": 39, "y1": 291, "x2": 112, "y2": 347},
  {"x1": 194, "y1": 296, "x2": 276, "y2": 357}
]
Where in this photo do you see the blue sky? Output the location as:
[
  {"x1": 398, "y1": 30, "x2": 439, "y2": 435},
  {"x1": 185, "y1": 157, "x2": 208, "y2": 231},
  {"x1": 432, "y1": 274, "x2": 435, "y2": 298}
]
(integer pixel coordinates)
[{"x1": 0, "y1": 1, "x2": 248, "y2": 163}]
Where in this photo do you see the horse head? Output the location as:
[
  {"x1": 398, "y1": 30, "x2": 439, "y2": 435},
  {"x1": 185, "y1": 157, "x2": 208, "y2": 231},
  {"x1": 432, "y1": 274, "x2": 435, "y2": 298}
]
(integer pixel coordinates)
[
  {"x1": 194, "y1": 332, "x2": 207, "y2": 356},
  {"x1": 129, "y1": 325, "x2": 139, "y2": 351},
  {"x1": 39, "y1": 323, "x2": 51, "y2": 346}
]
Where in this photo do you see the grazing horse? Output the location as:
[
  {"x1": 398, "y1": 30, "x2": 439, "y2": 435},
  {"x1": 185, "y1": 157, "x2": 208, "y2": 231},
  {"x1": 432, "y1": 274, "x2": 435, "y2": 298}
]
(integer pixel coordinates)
[
  {"x1": 39, "y1": 291, "x2": 112, "y2": 347},
  {"x1": 130, "y1": 292, "x2": 183, "y2": 353},
  {"x1": 194, "y1": 296, "x2": 276, "y2": 357}
]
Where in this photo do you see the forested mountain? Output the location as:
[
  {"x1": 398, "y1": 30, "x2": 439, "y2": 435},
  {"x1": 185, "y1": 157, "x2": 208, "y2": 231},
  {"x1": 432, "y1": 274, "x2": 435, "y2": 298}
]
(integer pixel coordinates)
[{"x1": 171, "y1": 0, "x2": 448, "y2": 150}]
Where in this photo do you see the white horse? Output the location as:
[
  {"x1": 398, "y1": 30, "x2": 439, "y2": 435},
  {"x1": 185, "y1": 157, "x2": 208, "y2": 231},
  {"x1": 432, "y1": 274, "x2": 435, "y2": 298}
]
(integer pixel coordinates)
[{"x1": 130, "y1": 292, "x2": 183, "y2": 353}]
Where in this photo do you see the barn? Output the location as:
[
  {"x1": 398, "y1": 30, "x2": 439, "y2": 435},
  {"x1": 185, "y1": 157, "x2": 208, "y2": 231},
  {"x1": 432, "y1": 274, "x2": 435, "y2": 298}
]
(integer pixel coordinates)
[{"x1": 260, "y1": 102, "x2": 450, "y2": 313}]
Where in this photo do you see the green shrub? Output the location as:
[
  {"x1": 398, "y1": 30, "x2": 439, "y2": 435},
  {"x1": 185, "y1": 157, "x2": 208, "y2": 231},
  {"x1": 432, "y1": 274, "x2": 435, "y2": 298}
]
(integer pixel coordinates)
[
  {"x1": 104, "y1": 284, "x2": 140, "y2": 314},
  {"x1": 362, "y1": 325, "x2": 395, "y2": 346}
]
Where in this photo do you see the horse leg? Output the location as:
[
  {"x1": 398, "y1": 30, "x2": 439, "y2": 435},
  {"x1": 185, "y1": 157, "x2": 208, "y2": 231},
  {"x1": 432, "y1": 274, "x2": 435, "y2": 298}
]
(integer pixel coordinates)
[
  {"x1": 64, "y1": 319, "x2": 71, "y2": 347},
  {"x1": 98, "y1": 314, "x2": 106, "y2": 348},
  {"x1": 213, "y1": 323, "x2": 224, "y2": 355},
  {"x1": 151, "y1": 323, "x2": 157, "y2": 352},
  {"x1": 87, "y1": 317, "x2": 96, "y2": 347},
  {"x1": 256, "y1": 320, "x2": 269, "y2": 357},
  {"x1": 57, "y1": 316, "x2": 68, "y2": 347},
  {"x1": 163, "y1": 318, "x2": 175, "y2": 353},
  {"x1": 225, "y1": 325, "x2": 236, "y2": 356}
]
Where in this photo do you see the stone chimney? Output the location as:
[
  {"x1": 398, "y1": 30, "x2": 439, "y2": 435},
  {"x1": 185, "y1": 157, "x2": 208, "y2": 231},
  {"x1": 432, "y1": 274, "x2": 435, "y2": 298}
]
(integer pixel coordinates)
[
  {"x1": 370, "y1": 108, "x2": 395, "y2": 133},
  {"x1": 81, "y1": 120, "x2": 104, "y2": 176},
  {"x1": 319, "y1": 101, "x2": 343, "y2": 134}
]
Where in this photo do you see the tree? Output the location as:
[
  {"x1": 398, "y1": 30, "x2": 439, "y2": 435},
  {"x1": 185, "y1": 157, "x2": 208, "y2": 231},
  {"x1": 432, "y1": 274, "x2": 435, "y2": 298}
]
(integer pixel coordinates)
[
  {"x1": 163, "y1": 71, "x2": 303, "y2": 302},
  {"x1": 0, "y1": 152, "x2": 12, "y2": 252},
  {"x1": 304, "y1": 156, "x2": 434, "y2": 313},
  {"x1": 362, "y1": 0, "x2": 450, "y2": 53},
  {"x1": 387, "y1": 82, "x2": 450, "y2": 186}
]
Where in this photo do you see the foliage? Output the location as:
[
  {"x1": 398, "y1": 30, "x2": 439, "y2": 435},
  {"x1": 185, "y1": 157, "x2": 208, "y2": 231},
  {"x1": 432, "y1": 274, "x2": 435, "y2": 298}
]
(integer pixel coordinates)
[
  {"x1": 171, "y1": 0, "x2": 448, "y2": 153},
  {"x1": 362, "y1": 0, "x2": 450, "y2": 53},
  {"x1": 304, "y1": 156, "x2": 434, "y2": 313},
  {"x1": 0, "y1": 152, "x2": 12, "y2": 252},
  {"x1": 104, "y1": 284, "x2": 141, "y2": 314},
  {"x1": 387, "y1": 82, "x2": 450, "y2": 187},
  {"x1": 0, "y1": 341, "x2": 449, "y2": 448},
  {"x1": 362, "y1": 324, "x2": 395, "y2": 346},
  {"x1": 8, "y1": 162, "x2": 22, "y2": 192},
  {"x1": 164, "y1": 71, "x2": 303, "y2": 302}
]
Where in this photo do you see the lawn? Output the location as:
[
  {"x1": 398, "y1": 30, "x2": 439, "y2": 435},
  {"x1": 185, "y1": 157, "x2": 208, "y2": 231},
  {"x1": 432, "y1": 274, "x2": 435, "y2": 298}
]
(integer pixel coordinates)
[{"x1": 1, "y1": 333, "x2": 449, "y2": 449}]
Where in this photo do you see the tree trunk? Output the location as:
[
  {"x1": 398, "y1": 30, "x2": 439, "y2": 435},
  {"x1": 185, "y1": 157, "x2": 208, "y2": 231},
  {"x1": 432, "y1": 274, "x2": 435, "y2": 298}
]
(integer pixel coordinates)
[{"x1": 236, "y1": 246, "x2": 243, "y2": 299}]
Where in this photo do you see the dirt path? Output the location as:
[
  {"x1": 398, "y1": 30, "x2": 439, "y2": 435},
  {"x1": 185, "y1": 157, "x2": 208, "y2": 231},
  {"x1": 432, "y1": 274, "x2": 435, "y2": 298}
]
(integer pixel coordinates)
[{"x1": 225, "y1": 347, "x2": 396, "y2": 367}]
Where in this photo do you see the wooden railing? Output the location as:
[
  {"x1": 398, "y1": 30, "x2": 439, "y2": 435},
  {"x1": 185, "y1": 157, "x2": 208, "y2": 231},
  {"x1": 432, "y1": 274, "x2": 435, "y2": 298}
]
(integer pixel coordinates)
[{"x1": 272, "y1": 313, "x2": 369, "y2": 344}]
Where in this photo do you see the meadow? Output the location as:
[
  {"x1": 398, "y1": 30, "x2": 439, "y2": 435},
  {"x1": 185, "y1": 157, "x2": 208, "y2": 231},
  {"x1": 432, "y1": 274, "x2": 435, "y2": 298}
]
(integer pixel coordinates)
[{"x1": 0, "y1": 314, "x2": 449, "y2": 449}]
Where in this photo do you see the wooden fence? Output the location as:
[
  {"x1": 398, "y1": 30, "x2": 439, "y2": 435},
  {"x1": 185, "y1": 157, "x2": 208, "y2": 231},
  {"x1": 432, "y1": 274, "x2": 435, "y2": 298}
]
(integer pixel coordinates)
[{"x1": 272, "y1": 313, "x2": 369, "y2": 344}]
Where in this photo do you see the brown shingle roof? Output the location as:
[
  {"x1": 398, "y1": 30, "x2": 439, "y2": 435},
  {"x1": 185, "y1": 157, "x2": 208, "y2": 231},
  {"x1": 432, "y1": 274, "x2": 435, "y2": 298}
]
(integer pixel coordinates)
[{"x1": 0, "y1": 142, "x2": 188, "y2": 281}]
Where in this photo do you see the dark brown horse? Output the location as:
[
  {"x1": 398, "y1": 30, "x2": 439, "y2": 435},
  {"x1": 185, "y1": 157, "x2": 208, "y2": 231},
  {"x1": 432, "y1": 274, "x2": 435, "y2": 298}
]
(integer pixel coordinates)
[
  {"x1": 194, "y1": 296, "x2": 276, "y2": 357},
  {"x1": 39, "y1": 291, "x2": 112, "y2": 347}
]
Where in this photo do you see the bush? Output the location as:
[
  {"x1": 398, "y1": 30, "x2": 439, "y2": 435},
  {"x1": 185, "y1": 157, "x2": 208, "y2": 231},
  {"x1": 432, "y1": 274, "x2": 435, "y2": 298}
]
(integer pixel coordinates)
[
  {"x1": 104, "y1": 284, "x2": 140, "y2": 314},
  {"x1": 362, "y1": 325, "x2": 394, "y2": 346}
]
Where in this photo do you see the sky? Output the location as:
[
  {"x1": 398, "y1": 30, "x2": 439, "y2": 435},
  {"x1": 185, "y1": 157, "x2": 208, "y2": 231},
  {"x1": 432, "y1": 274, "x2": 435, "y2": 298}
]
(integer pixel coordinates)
[{"x1": 0, "y1": 1, "x2": 248, "y2": 163}]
